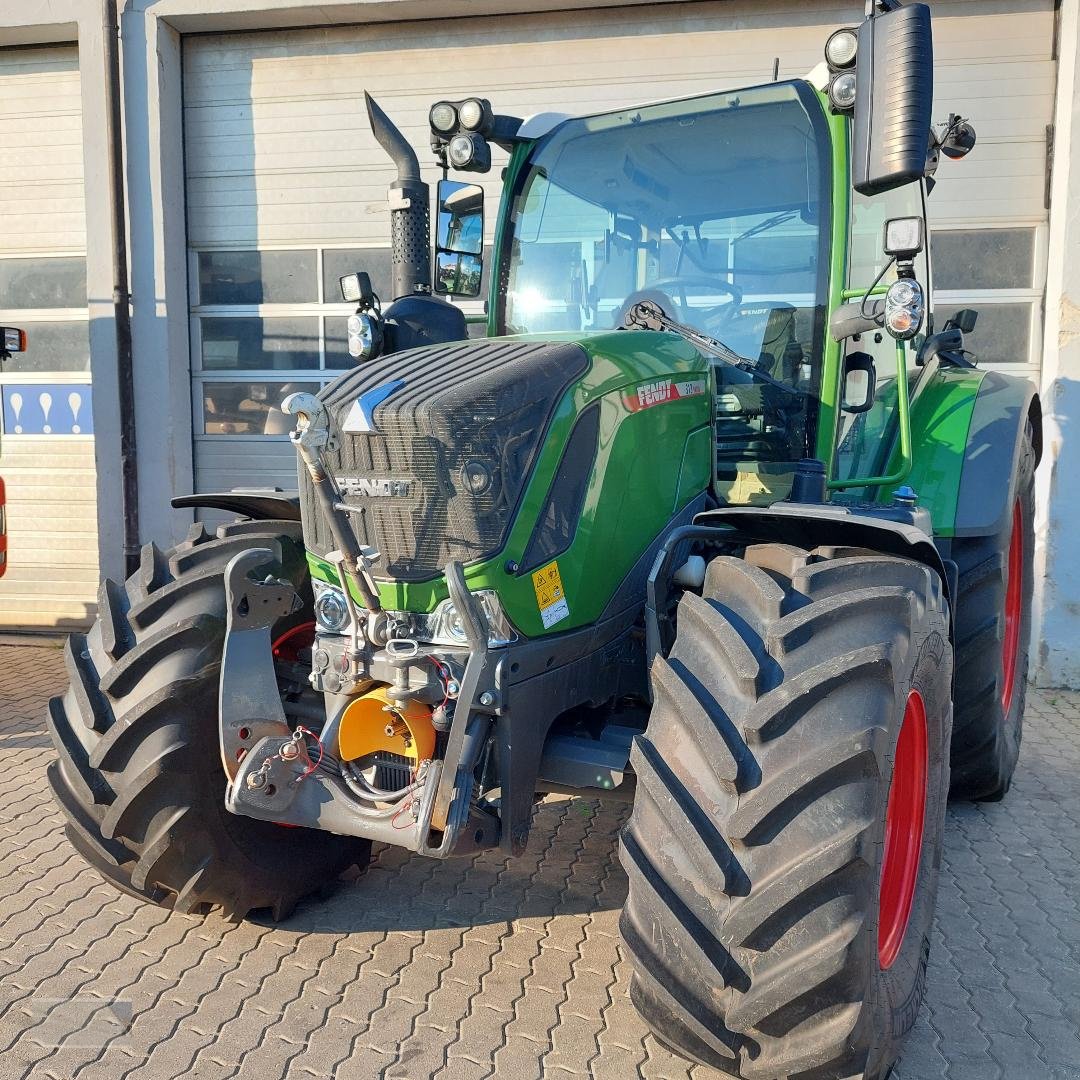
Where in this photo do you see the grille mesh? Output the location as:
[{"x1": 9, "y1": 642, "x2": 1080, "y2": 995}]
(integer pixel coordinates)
[{"x1": 301, "y1": 339, "x2": 589, "y2": 581}]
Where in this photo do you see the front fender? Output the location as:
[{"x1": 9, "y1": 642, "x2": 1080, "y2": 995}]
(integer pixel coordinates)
[
  {"x1": 902, "y1": 367, "x2": 1040, "y2": 540},
  {"x1": 953, "y1": 371, "x2": 1041, "y2": 538}
]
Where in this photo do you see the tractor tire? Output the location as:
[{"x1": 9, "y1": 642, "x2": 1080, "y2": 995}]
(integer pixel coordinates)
[
  {"x1": 620, "y1": 545, "x2": 952, "y2": 1079},
  {"x1": 948, "y1": 420, "x2": 1036, "y2": 801},
  {"x1": 46, "y1": 520, "x2": 370, "y2": 920}
]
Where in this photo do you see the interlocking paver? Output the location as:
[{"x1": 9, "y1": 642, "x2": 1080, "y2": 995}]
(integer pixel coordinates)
[{"x1": 1, "y1": 642, "x2": 1079, "y2": 1079}]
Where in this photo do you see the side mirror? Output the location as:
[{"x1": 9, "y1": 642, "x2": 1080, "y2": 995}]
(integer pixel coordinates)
[
  {"x1": 841, "y1": 351, "x2": 877, "y2": 413},
  {"x1": 852, "y1": 3, "x2": 934, "y2": 196},
  {"x1": 435, "y1": 179, "x2": 484, "y2": 297},
  {"x1": 434, "y1": 251, "x2": 484, "y2": 298},
  {"x1": 944, "y1": 308, "x2": 978, "y2": 334}
]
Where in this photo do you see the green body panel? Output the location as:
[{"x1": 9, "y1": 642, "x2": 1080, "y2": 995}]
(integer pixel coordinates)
[
  {"x1": 310, "y1": 330, "x2": 711, "y2": 636},
  {"x1": 879, "y1": 364, "x2": 987, "y2": 536}
]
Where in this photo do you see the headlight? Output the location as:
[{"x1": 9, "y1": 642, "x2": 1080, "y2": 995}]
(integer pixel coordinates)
[
  {"x1": 314, "y1": 584, "x2": 350, "y2": 633},
  {"x1": 825, "y1": 28, "x2": 858, "y2": 69},
  {"x1": 429, "y1": 101, "x2": 457, "y2": 134},
  {"x1": 347, "y1": 312, "x2": 383, "y2": 360},
  {"x1": 420, "y1": 592, "x2": 517, "y2": 647},
  {"x1": 884, "y1": 278, "x2": 925, "y2": 341},
  {"x1": 828, "y1": 70, "x2": 857, "y2": 112}
]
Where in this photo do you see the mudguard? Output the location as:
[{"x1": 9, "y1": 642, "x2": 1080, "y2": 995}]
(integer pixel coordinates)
[
  {"x1": 901, "y1": 367, "x2": 1041, "y2": 541},
  {"x1": 952, "y1": 371, "x2": 1041, "y2": 538},
  {"x1": 172, "y1": 490, "x2": 301, "y2": 522}
]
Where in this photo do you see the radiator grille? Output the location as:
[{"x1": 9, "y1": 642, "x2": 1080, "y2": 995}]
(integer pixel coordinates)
[{"x1": 300, "y1": 338, "x2": 589, "y2": 581}]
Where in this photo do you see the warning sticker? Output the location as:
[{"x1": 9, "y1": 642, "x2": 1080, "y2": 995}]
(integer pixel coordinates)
[
  {"x1": 624, "y1": 377, "x2": 707, "y2": 413},
  {"x1": 531, "y1": 560, "x2": 570, "y2": 629}
]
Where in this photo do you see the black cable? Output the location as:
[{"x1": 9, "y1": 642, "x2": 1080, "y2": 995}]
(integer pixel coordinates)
[{"x1": 861, "y1": 255, "x2": 897, "y2": 318}]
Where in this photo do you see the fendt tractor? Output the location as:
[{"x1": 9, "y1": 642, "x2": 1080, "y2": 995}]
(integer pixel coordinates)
[{"x1": 48, "y1": 3, "x2": 1039, "y2": 1077}]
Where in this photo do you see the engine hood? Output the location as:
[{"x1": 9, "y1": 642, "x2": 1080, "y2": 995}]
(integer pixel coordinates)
[{"x1": 300, "y1": 337, "x2": 590, "y2": 581}]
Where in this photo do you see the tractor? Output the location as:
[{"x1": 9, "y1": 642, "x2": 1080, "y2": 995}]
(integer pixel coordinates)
[{"x1": 47, "y1": 3, "x2": 1039, "y2": 1077}]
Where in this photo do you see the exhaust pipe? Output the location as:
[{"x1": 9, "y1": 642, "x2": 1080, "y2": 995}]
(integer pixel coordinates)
[{"x1": 364, "y1": 92, "x2": 431, "y2": 300}]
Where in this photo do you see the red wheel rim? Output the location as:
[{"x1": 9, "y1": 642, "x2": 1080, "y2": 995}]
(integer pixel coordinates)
[
  {"x1": 272, "y1": 621, "x2": 317, "y2": 664},
  {"x1": 1001, "y1": 500, "x2": 1024, "y2": 714},
  {"x1": 879, "y1": 690, "x2": 928, "y2": 970}
]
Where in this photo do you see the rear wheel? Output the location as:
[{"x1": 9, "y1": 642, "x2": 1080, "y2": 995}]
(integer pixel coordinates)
[
  {"x1": 949, "y1": 421, "x2": 1036, "y2": 800},
  {"x1": 621, "y1": 544, "x2": 952, "y2": 1079},
  {"x1": 46, "y1": 520, "x2": 369, "y2": 920}
]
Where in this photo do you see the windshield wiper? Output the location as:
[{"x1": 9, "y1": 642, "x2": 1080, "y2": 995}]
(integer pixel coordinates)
[
  {"x1": 732, "y1": 209, "x2": 799, "y2": 245},
  {"x1": 624, "y1": 299, "x2": 805, "y2": 397}
]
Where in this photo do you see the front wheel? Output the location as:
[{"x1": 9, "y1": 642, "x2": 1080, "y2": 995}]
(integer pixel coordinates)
[
  {"x1": 620, "y1": 544, "x2": 952, "y2": 1079},
  {"x1": 46, "y1": 520, "x2": 370, "y2": 920}
]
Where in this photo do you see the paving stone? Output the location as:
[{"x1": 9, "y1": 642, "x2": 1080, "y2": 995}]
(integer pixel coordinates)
[{"x1": 3, "y1": 644, "x2": 1080, "y2": 1079}]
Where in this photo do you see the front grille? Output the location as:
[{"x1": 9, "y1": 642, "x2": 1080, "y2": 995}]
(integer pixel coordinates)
[{"x1": 301, "y1": 338, "x2": 589, "y2": 581}]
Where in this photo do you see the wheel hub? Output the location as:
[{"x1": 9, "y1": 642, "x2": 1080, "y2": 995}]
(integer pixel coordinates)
[{"x1": 878, "y1": 689, "x2": 929, "y2": 970}]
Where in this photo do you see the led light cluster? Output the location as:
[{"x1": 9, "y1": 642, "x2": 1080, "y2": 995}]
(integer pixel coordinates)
[{"x1": 884, "y1": 278, "x2": 926, "y2": 341}]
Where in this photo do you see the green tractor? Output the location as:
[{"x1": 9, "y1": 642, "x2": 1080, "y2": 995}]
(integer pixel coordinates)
[{"x1": 48, "y1": 2, "x2": 1039, "y2": 1076}]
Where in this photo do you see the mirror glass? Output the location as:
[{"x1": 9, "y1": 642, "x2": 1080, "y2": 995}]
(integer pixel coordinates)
[
  {"x1": 436, "y1": 180, "x2": 484, "y2": 256},
  {"x1": 841, "y1": 350, "x2": 876, "y2": 413},
  {"x1": 842, "y1": 368, "x2": 872, "y2": 411},
  {"x1": 434, "y1": 251, "x2": 483, "y2": 297}
]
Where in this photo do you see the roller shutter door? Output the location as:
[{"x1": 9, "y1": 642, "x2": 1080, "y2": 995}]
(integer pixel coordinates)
[
  {"x1": 183, "y1": 0, "x2": 1055, "y2": 495},
  {"x1": 0, "y1": 45, "x2": 96, "y2": 630}
]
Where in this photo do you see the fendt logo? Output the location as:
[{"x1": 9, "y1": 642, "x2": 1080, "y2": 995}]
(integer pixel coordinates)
[
  {"x1": 339, "y1": 477, "x2": 411, "y2": 498},
  {"x1": 625, "y1": 378, "x2": 707, "y2": 413},
  {"x1": 342, "y1": 378, "x2": 405, "y2": 434}
]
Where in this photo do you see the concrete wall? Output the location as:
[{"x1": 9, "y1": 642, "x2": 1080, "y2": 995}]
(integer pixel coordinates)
[{"x1": 1033, "y1": 0, "x2": 1080, "y2": 686}]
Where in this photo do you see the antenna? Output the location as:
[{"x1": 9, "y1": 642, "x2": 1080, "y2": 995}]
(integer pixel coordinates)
[{"x1": 772, "y1": 57, "x2": 780, "y2": 81}]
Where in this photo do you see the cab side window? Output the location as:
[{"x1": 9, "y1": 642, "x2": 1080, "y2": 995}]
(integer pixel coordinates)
[{"x1": 849, "y1": 180, "x2": 930, "y2": 294}]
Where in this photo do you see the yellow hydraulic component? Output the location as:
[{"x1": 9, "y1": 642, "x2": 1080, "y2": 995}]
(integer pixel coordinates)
[{"x1": 337, "y1": 685, "x2": 435, "y2": 765}]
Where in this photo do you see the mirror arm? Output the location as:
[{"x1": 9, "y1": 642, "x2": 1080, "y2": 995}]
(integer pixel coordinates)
[{"x1": 830, "y1": 299, "x2": 885, "y2": 342}]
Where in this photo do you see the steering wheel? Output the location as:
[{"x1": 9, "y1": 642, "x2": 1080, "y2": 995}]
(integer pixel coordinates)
[{"x1": 644, "y1": 275, "x2": 743, "y2": 323}]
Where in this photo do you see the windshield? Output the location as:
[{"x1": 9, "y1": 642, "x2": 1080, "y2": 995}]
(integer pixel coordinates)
[{"x1": 500, "y1": 81, "x2": 832, "y2": 502}]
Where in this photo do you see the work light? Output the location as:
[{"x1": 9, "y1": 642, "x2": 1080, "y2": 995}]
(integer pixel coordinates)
[
  {"x1": 828, "y1": 70, "x2": 858, "y2": 111},
  {"x1": 429, "y1": 101, "x2": 458, "y2": 135},
  {"x1": 458, "y1": 98, "x2": 485, "y2": 130},
  {"x1": 825, "y1": 28, "x2": 858, "y2": 69},
  {"x1": 446, "y1": 132, "x2": 491, "y2": 172}
]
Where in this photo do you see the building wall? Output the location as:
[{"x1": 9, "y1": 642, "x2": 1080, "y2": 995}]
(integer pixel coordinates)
[{"x1": 0, "y1": 0, "x2": 1077, "y2": 688}]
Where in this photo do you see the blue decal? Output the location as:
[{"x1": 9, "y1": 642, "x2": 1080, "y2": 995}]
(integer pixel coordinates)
[{"x1": 2, "y1": 385, "x2": 93, "y2": 435}]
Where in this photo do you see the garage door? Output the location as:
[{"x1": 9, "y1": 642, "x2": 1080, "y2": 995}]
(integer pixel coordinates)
[
  {"x1": 0, "y1": 45, "x2": 96, "y2": 630},
  {"x1": 183, "y1": 0, "x2": 1055, "y2": 496}
]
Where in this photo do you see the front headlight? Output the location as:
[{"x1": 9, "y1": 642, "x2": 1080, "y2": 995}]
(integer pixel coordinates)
[
  {"x1": 424, "y1": 592, "x2": 517, "y2": 647},
  {"x1": 313, "y1": 582, "x2": 351, "y2": 633}
]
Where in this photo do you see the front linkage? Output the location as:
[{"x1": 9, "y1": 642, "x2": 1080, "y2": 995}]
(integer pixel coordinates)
[{"x1": 221, "y1": 540, "x2": 500, "y2": 857}]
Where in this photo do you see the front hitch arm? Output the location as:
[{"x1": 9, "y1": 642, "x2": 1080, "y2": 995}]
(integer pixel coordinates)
[{"x1": 219, "y1": 547, "x2": 302, "y2": 781}]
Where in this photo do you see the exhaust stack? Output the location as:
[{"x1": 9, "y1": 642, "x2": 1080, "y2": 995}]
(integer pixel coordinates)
[{"x1": 365, "y1": 92, "x2": 431, "y2": 300}]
